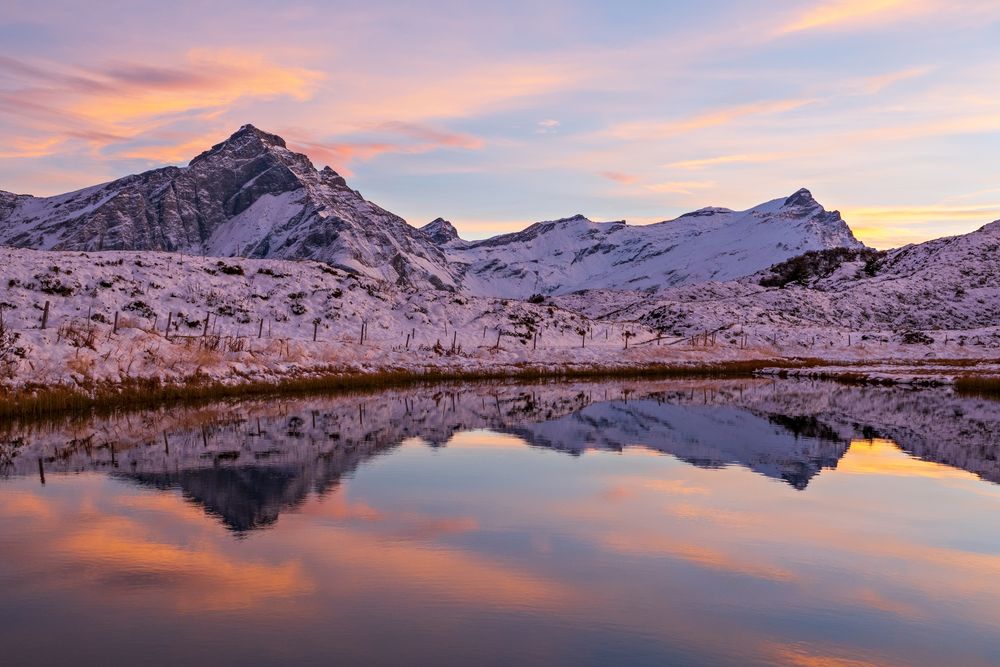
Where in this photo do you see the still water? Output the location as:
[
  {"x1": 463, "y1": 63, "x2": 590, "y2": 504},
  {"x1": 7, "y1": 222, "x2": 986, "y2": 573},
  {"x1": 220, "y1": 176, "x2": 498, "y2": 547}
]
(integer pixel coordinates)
[{"x1": 2, "y1": 378, "x2": 1000, "y2": 666}]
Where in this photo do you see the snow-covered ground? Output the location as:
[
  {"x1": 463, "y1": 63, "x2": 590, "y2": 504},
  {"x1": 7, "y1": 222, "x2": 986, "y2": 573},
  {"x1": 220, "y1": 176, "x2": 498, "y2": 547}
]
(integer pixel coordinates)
[
  {"x1": 0, "y1": 243, "x2": 996, "y2": 393},
  {"x1": 0, "y1": 247, "x2": 742, "y2": 390}
]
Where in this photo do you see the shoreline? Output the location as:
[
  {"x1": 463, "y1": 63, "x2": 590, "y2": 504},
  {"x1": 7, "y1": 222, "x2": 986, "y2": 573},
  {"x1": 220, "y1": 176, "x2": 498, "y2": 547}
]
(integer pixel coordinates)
[{"x1": 3, "y1": 356, "x2": 999, "y2": 422}]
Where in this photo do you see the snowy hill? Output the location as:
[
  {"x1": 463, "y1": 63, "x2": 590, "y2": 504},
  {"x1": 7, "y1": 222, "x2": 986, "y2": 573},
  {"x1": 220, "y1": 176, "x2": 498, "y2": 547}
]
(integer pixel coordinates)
[
  {"x1": 439, "y1": 189, "x2": 864, "y2": 297},
  {"x1": 551, "y1": 217, "x2": 1000, "y2": 347},
  {"x1": 0, "y1": 125, "x2": 863, "y2": 296}
]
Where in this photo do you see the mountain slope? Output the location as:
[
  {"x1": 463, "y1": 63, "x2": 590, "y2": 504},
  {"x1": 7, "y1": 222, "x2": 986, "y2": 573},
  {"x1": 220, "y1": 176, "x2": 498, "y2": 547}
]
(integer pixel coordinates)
[
  {"x1": 438, "y1": 189, "x2": 864, "y2": 297},
  {"x1": 0, "y1": 125, "x2": 460, "y2": 289},
  {"x1": 555, "y1": 218, "x2": 1000, "y2": 338},
  {"x1": 0, "y1": 125, "x2": 863, "y2": 296}
]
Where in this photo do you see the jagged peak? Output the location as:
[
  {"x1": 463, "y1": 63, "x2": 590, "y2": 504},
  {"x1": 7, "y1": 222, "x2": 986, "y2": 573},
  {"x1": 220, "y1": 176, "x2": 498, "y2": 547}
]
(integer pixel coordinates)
[
  {"x1": 783, "y1": 187, "x2": 819, "y2": 209},
  {"x1": 189, "y1": 124, "x2": 290, "y2": 166},
  {"x1": 421, "y1": 217, "x2": 462, "y2": 244},
  {"x1": 231, "y1": 124, "x2": 287, "y2": 148}
]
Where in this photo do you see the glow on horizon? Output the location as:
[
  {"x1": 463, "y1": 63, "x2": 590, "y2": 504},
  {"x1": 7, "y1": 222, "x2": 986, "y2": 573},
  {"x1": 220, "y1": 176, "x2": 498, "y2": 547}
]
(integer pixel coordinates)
[{"x1": 1, "y1": 0, "x2": 999, "y2": 249}]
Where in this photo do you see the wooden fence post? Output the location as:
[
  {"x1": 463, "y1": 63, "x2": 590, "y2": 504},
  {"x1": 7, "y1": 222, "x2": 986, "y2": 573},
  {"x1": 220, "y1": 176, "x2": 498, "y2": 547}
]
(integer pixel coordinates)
[
  {"x1": 258, "y1": 318, "x2": 264, "y2": 338},
  {"x1": 165, "y1": 312, "x2": 173, "y2": 339},
  {"x1": 313, "y1": 319, "x2": 319, "y2": 342},
  {"x1": 40, "y1": 301, "x2": 50, "y2": 329},
  {"x1": 113, "y1": 311, "x2": 119, "y2": 334}
]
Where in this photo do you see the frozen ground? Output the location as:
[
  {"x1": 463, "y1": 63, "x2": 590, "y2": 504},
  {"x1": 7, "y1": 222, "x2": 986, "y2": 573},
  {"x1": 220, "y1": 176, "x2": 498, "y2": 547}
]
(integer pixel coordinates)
[{"x1": 0, "y1": 246, "x2": 996, "y2": 393}]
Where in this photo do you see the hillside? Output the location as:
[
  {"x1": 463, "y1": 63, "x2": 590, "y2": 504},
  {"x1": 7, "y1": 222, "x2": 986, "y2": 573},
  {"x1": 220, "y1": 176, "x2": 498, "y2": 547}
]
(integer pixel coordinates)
[
  {"x1": 440, "y1": 189, "x2": 864, "y2": 297},
  {"x1": 0, "y1": 126, "x2": 863, "y2": 296},
  {"x1": 551, "y1": 219, "x2": 1000, "y2": 351}
]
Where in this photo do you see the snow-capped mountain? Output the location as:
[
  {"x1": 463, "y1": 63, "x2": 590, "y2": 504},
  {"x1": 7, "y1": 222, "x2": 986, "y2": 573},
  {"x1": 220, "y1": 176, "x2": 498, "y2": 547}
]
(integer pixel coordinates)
[
  {"x1": 0, "y1": 125, "x2": 864, "y2": 296},
  {"x1": 0, "y1": 125, "x2": 460, "y2": 289},
  {"x1": 437, "y1": 188, "x2": 864, "y2": 297},
  {"x1": 555, "y1": 216, "x2": 1000, "y2": 336}
]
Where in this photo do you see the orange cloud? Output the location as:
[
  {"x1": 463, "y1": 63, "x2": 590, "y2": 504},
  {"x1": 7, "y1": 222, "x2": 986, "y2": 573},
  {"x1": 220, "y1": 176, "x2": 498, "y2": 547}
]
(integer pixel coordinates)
[
  {"x1": 779, "y1": 0, "x2": 921, "y2": 34},
  {"x1": 0, "y1": 50, "x2": 324, "y2": 167},
  {"x1": 297, "y1": 526, "x2": 578, "y2": 611},
  {"x1": 664, "y1": 153, "x2": 789, "y2": 170},
  {"x1": 285, "y1": 122, "x2": 484, "y2": 173},
  {"x1": 0, "y1": 136, "x2": 66, "y2": 159},
  {"x1": 601, "y1": 532, "x2": 798, "y2": 582},
  {"x1": 645, "y1": 180, "x2": 716, "y2": 195},
  {"x1": 600, "y1": 171, "x2": 638, "y2": 184},
  {"x1": 58, "y1": 515, "x2": 314, "y2": 611},
  {"x1": 70, "y1": 48, "x2": 323, "y2": 124}
]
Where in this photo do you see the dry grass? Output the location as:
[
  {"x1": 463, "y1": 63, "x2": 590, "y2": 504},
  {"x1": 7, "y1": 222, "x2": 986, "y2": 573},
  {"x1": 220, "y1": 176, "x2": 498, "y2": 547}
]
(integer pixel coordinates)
[
  {"x1": 954, "y1": 375, "x2": 1000, "y2": 398},
  {"x1": 0, "y1": 358, "x2": 811, "y2": 423}
]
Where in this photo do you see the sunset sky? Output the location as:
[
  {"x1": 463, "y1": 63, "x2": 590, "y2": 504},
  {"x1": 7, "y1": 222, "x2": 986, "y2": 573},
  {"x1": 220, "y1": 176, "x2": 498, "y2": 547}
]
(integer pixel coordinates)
[{"x1": 1, "y1": 0, "x2": 999, "y2": 247}]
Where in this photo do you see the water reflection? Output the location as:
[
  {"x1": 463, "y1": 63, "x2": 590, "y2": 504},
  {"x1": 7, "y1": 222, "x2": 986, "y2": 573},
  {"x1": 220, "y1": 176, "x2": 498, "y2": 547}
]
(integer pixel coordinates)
[{"x1": 1, "y1": 379, "x2": 1000, "y2": 666}]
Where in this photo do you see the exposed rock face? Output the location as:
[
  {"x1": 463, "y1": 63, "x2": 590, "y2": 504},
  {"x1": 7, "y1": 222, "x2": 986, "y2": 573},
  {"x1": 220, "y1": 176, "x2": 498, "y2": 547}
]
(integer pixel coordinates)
[
  {"x1": 0, "y1": 125, "x2": 864, "y2": 295},
  {"x1": 420, "y1": 217, "x2": 462, "y2": 245},
  {"x1": 0, "y1": 125, "x2": 461, "y2": 289}
]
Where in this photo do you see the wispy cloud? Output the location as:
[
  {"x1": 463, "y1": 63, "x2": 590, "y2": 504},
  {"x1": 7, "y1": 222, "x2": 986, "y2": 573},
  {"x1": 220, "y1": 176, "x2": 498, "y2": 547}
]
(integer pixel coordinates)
[
  {"x1": 644, "y1": 180, "x2": 716, "y2": 195},
  {"x1": 664, "y1": 153, "x2": 789, "y2": 170},
  {"x1": 0, "y1": 49, "x2": 324, "y2": 164},
  {"x1": 600, "y1": 171, "x2": 637, "y2": 184},
  {"x1": 609, "y1": 98, "x2": 816, "y2": 140},
  {"x1": 778, "y1": 0, "x2": 921, "y2": 34},
  {"x1": 536, "y1": 119, "x2": 560, "y2": 134},
  {"x1": 285, "y1": 122, "x2": 484, "y2": 174}
]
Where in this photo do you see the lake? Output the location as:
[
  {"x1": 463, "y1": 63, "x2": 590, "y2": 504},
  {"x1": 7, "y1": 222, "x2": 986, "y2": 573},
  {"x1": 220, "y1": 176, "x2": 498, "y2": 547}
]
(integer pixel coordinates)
[{"x1": 2, "y1": 378, "x2": 1000, "y2": 666}]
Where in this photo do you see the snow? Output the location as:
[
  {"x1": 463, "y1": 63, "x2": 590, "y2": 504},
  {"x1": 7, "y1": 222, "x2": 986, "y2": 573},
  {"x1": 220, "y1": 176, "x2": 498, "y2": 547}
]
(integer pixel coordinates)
[
  {"x1": 0, "y1": 127, "x2": 997, "y2": 393},
  {"x1": 443, "y1": 189, "x2": 863, "y2": 297}
]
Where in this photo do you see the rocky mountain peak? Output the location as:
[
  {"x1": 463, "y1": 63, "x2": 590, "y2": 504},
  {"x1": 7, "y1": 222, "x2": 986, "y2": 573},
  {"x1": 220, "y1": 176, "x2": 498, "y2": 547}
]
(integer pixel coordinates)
[
  {"x1": 421, "y1": 217, "x2": 462, "y2": 245},
  {"x1": 783, "y1": 187, "x2": 819, "y2": 209},
  {"x1": 189, "y1": 124, "x2": 293, "y2": 167}
]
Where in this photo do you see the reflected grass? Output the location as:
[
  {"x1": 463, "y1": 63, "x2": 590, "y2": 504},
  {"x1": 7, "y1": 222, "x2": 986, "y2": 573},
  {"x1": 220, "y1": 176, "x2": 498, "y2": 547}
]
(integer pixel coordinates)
[
  {"x1": 954, "y1": 375, "x2": 1000, "y2": 399},
  {"x1": 0, "y1": 359, "x2": 811, "y2": 422}
]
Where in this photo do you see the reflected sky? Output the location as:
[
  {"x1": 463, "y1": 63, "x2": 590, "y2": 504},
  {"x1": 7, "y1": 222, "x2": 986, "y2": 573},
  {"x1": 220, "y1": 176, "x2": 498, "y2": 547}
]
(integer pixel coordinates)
[{"x1": 1, "y1": 379, "x2": 1000, "y2": 666}]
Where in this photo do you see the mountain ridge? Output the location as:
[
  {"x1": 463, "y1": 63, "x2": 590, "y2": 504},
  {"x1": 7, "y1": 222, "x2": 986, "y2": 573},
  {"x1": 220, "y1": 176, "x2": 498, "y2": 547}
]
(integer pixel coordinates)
[{"x1": 0, "y1": 124, "x2": 863, "y2": 296}]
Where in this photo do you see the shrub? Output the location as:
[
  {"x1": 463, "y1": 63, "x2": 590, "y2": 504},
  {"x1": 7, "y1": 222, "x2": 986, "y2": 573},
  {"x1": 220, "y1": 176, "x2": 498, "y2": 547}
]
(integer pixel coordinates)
[
  {"x1": 58, "y1": 319, "x2": 99, "y2": 350},
  {"x1": 123, "y1": 300, "x2": 155, "y2": 319},
  {"x1": 900, "y1": 330, "x2": 934, "y2": 345},
  {"x1": 527, "y1": 293, "x2": 545, "y2": 304},
  {"x1": 216, "y1": 261, "x2": 245, "y2": 276},
  {"x1": 760, "y1": 248, "x2": 885, "y2": 287},
  {"x1": 34, "y1": 273, "x2": 76, "y2": 296}
]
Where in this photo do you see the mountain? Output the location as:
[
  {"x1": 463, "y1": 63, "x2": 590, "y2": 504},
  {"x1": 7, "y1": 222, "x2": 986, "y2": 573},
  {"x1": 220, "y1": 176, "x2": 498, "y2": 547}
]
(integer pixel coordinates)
[
  {"x1": 436, "y1": 189, "x2": 864, "y2": 297},
  {"x1": 0, "y1": 125, "x2": 460, "y2": 289},
  {"x1": 0, "y1": 125, "x2": 863, "y2": 296},
  {"x1": 560, "y1": 216, "x2": 1000, "y2": 337}
]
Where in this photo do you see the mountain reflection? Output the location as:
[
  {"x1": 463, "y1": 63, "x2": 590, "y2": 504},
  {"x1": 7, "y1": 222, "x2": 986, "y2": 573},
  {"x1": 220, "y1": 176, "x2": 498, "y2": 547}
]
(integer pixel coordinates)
[{"x1": 2, "y1": 379, "x2": 999, "y2": 532}]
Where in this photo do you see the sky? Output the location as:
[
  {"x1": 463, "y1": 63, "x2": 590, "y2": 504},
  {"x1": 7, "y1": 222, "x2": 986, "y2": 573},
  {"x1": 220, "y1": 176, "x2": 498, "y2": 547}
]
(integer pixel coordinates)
[{"x1": 1, "y1": 0, "x2": 999, "y2": 248}]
